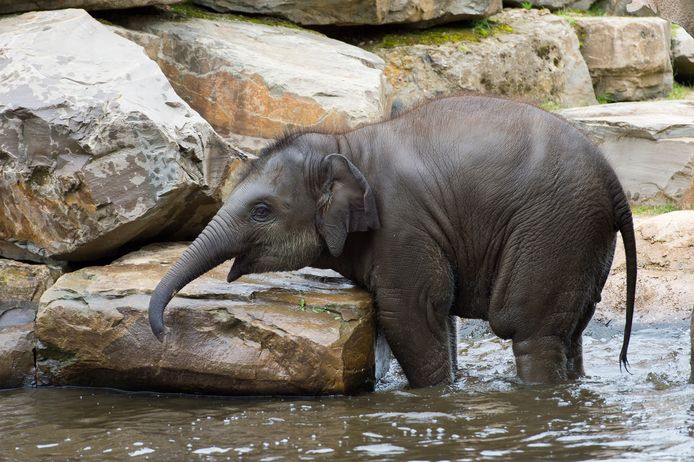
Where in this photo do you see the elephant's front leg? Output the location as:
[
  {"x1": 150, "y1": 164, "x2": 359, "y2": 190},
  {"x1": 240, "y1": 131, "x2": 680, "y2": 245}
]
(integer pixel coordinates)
[{"x1": 375, "y1": 253, "x2": 456, "y2": 388}]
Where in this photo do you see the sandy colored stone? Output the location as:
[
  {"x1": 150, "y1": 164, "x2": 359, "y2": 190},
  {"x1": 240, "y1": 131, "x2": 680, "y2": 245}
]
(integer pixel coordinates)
[
  {"x1": 36, "y1": 243, "x2": 376, "y2": 395},
  {"x1": 0, "y1": 10, "x2": 243, "y2": 263},
  {"x1": 193, "y1": 0, "x2": 502, "y2": 26},
  {"x1": 597, "y1": 211, "x2": 694, "y2": 324},
  {"x1": 0, "y1": 0, "x2": 177, "y2": 14},
  {"x1": 116, "y1": 12, "x2": 390, "y2": 141},
  {"x1": 372, "y1": 9, "x2": 596, "y2": 110},
  {"x1": 574, "y1": 17, "x2": 673, "y2": 102},
  {"x1": 559, "y1": 101, "x2": 694, "y2": 207},
  {"x1": 0, "y1": 259, "x2": 60, "y2": 388}
]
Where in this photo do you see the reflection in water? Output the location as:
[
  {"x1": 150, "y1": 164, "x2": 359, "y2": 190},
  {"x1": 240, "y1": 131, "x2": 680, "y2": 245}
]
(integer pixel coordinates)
[{"x1": 1, "y1": 322, "x2": 692, "y2": 461}]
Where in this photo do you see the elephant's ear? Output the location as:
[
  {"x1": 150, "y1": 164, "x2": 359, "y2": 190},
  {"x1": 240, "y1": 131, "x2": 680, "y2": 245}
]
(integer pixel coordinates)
[{"x1": 316, "y1": 154, "x2": 380, "y2": 257}]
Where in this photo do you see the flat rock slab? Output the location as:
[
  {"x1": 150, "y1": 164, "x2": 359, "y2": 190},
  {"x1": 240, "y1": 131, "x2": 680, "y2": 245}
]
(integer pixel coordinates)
[
  {"x1": 193, "y1": 0, "x2": 502, "y2": 26},
  {"x1": 559, "y1": 101, "x2": 694, "y2": 207},
  {"x1": 573, "y1": 16, "x2": 673, "y2": 102},
  {"x1": 36, "y1": 244, "x2": 376, "y2": 395},
  {"x1": 597, "y1": 211, "x2": 694, "y2": 324},
  {"x1": 372, "y1": 9, "x2": 596, "y2": 110},
  {"x1": 0, "y1": 9, "x2": 241, "y2": 263},
  {"x1": 116, "y1": 10, "x2": 390, "y2": 142},
  {"x1": 0, "y1": 259, "x2": 60, "y2": 388},
  {"x1": 0, "y1": 0, "x2": 177, "y2": 14}
]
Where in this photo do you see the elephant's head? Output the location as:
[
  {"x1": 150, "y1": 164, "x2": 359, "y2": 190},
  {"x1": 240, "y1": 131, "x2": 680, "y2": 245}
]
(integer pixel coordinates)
[{"x1": 148, "y1": 137, "x2": 380, "y2": 341}]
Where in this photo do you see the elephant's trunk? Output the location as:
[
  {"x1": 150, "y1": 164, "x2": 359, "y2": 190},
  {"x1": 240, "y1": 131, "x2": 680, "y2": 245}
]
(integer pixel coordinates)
[{"x1": 148, "y1": 209, "x2": 238, "y2": 341}]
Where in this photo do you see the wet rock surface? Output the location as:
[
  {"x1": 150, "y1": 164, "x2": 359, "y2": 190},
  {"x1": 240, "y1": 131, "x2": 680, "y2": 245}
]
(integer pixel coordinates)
[
  {"x1": 0, "y1": 259, "x2": 60, "y2": 388},
  {"x1": 372, "y1": 9, "x2": 596, "y2": 109},
  {"x1": 597, "y1": 211, "x2": 694, "y2": 325},
  {"x1": 559, "y1": 101, "x2": 694, "y2": 207},
  {"x1": 0, "y1": 9, "x2": 242, "y2": 263},
  {"x1": 0, "y1": 0, "x2": 177, "y2": 14},
  {"x1": 115, "y1": 11, "x2": 390, "y2": 143},
  {"x1": 35, "y1": 243, "x2": 376, "y2": 395},
  {"x1": 573, "y1": 17, "x2": 673, "y2": 102},
  {"x1": 192, "y1": 0, "x2": 502, "y2": 26}
]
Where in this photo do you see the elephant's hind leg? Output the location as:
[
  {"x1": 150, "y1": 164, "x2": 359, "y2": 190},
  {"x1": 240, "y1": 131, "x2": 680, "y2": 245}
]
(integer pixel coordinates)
[{"x1": 512, "y1": 334, "x2": 570, "y2": 383}]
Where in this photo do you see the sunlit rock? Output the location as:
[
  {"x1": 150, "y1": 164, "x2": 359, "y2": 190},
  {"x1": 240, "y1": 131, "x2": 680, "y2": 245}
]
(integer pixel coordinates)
[
  {"x1": 559, "y1": 101, "x2": 694, "y2": 207},
  {"x1": 114, "y1": 9, "x2": 390, "y2": 147},
  {"x1": 0, "y1": 9, "x2": 242, "y2": 263},
  {"x1": 371, "y1": 9, "x2": 596, "y2": 110},
  {"x1": 192, "y1": 0, "x2": 502, "y2": 26},
  {"x1": 0, "y1": 259, "x2": 60, "y2": 388},
  {"x1": 573, "y1": 17, "x2": 673, "y2": 101},
  {"x1": 36, "y1": 243, "x2": 376, "y2": 395},
  {"x1": 597, "y1": 211, "x2": 694, "y2": 324}
]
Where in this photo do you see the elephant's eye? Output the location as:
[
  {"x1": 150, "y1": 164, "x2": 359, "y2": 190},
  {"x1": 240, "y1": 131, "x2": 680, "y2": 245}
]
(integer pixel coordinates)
[{"x1": 251, "y1": 203, "x2": 272, "y2": 222}]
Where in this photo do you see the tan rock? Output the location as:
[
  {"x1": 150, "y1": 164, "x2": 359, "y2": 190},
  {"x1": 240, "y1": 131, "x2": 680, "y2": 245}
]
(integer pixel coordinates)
[
  {"x1": 559, "y1": 101, "x2": 694, "y2": 207},
  {"x1": 0, "y1": 259, "x2": 60, "y2": 388},
  {"x1": 193, "y1": 0, "x2": 502, "y2": 26},
  {"x1": 116, "y1": 11, "x2": 390, "y2": 142},
  {"x1": 0, "y1": 0, "x2": 177, "y2": 14},
  {"x1": 371, "y1": 9, "x2": 596, "y2": 110},
  {"x1": 597, "y1": 211, "x2": 694, "y2": 324},
  {"x1": 36, "y1": 244, "x2": 376, "y2": 395},
  {"x1": 0, "y1": 10, "x2": 242, "y2": 262},
  {"x1": 573, "y1": 17, "x2": 673, "y2": 101}
]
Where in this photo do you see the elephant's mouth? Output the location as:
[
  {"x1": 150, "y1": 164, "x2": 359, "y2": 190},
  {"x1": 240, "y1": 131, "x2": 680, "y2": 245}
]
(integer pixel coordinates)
[{"x1": 226, "y1": 255, "x2": 246, "y2": 283}]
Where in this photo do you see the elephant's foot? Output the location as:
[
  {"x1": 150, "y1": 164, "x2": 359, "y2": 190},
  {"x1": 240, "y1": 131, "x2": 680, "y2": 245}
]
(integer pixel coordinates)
[{"x1": 512, "y1": 335, "x2": 569, "y2": 384}]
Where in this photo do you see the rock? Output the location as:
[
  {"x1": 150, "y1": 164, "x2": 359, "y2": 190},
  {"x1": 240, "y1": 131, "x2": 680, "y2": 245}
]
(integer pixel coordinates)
[
  {"x1": 0, "y1": 259, "x2": 60, "y2": 388},
  {"x1": 115, "y1": 10, "x2": 390, "y2": 143},
  {"x1": 0, "y1": 0, "x2": 177, "y2": 14},
  {"x1": 597, "y1": 211, "x2": 694, "y2": 324},
  {"x1": 672, "y1": 26, "x2": 694, "y2": 82},
  {"x1": 370, "y1": 9, "x2": 596, "y2": 110},
  {"x1": 559, "y1": 101, "x2": 694, "y2": 207},
  {"x1": 690, "y1": 308, "x2": 693, "y2": 383},
  {"x1": 192, "y1": 0, "x2": 502, "y2": 26},
  {"x1": 36, "y1": 243, "x2": 376, "y2": 395},
  {"x1": 0, "y1": 10, "x2": 242, "y2": 263},
  {"x1": 573, "y1": 17, "x2": 673, "y2": 101}
]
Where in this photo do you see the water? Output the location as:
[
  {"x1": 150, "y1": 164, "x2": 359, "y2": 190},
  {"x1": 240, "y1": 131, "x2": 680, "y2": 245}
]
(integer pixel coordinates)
[{"x1": 1, "y1": 321, "x2": 691, "y2": 461}]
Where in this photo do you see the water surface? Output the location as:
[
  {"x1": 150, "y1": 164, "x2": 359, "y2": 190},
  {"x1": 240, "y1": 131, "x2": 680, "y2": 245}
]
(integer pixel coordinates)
[{"x1": 2, "y1": 321, "x2": 691, "y2": 461}]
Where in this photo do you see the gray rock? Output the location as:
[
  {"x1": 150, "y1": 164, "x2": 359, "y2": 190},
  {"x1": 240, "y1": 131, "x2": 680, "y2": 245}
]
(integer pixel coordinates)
[
  {"x1": 559, "y1": 101, "x2": 694, "y2": 207},
  {"x1": 193, "y1": 0, "x2": 502, "y2": 26},
  {"x1": 573, "y1": 17, "x2": 673, "y2": 101},
  {"x1": 503, "y1": 0, "x2": 596, "y2": 11},
  {"x1": 116, "y1": 11, "x2": 390, "y2": 142},
  {"x1": 0, "y1": 0, "x2": 178, "y2": 14},
  {"x1": 36, "y1": 243, "x2": 376, "y2": 395},
  {"x1": 372, "y1": 9, "x2": 596, "y2": 109},
  {"x1": 672, "y1": 26, "x2": 694, "y2": 82},
  {"x1": 0, "y1": 9, "x2": 243, "y2": 262},
  {"x1": 0, "y1": 259, "x2": 60, "y2": 388}
]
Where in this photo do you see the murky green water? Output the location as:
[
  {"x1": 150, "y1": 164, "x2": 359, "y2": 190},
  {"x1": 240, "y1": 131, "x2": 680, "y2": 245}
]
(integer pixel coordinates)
[{"x1": 1, "y1": 321, "x2": 691, "y2": 461}]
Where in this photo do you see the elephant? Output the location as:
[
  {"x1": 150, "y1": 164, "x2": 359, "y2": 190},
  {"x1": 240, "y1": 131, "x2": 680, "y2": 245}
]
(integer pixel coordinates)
[
  {"x1": 149, "y1": 95, "x2": 637, "y2": 388},
  {"x1": 627, "y1": 0, "x2": 694, "y2": 37}
]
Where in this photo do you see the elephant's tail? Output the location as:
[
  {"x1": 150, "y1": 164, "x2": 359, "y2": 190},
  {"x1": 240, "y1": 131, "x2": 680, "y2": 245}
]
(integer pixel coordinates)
[{"x1": 614, "y1": 188, "x2": 637, "y2": 372}]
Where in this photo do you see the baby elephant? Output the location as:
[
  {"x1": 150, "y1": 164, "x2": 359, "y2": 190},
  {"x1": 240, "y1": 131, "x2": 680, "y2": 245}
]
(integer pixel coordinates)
[{"x1": 149, "y1": 96, "x2": 636, "y2": 388}]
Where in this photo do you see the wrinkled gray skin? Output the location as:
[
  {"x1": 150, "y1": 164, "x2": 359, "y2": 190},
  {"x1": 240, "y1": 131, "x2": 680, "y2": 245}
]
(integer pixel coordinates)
[{"x1": 149, "y1": 96, "x2": 637, "y2": 388}]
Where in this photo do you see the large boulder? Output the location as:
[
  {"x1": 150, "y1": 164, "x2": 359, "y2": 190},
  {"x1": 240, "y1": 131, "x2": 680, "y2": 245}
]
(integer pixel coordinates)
[
  {"x1": 0, "y1": 0, "x2": 177, "y2": 14},
  {"x1": 114, "y1": 9, "x2": 390, "y2": 147},
  {"x1": 672, "y1": 25, "x2": 694, "y2": 82},
  {"x1": 559, "y1": 101, "x2": 694, "y2": 207},
  {"x1": 0, "y1": 259, "x2": 60, "y2": 388},
  {"x1": 0, "y1": 9, "x2": 242, "y2": 263},
  {"x1": 192, "y1": 0, "x2": 502, "y2": 26},
  {"x1": 597, "y1": 211, "x2": 694, "y2": 325},
  {"x1": 573, "y1": 17, "x2": 673, "y2": 101},
  {"x1": 36, "y1": 244, "x2": 376, "y2": 395},
  {"x1": 370, "y1": 9, "x2": 596, "y2": 110}
]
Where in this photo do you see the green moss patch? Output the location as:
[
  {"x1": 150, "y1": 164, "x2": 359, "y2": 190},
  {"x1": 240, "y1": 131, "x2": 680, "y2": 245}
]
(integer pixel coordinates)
[
  {"x1": 631, "y1": 204, "x2": 680, "y2": 216},
  {"x1": 665, "y1": 82, "x2": 694, "y2": 100},
  {"x1": 167, "y1": 2, "x2": 319, "y2": 33},
  {"x1": 367, "y1": 18, "x2": 513, "y2": 49}
]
